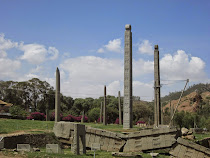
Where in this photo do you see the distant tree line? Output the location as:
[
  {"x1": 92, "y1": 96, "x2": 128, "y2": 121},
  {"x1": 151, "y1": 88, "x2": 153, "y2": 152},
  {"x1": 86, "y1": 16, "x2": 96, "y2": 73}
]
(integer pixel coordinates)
[{"x1": 0, "y1": 78, "x2": 153, "y2": 124}]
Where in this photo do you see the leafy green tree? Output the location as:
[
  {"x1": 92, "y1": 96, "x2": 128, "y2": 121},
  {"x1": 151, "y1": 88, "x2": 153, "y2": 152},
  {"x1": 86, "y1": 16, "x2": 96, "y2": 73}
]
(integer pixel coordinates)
[
  {"x1": 9, "y1": 105, "x2": 28, "y2": 118},
  {"x1": 88, "y1": 107, "x2": 100, "y2": 122}
]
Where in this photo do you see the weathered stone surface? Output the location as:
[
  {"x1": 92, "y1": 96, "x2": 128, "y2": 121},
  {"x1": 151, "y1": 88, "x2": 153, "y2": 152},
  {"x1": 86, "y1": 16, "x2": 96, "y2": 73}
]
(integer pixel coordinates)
[
  {"x1": 181, "y1": 127, "x2": 189, "y2": 136},
  {"x1": 124, "y1": 127, "x2": 178, "y2": 152},
  {"x1": 154, "y1": 45, "x2": 161, "y2": 127},
  {"x1": 182, "y1": 134, "x2": 195, "y2": 140},
  {"x1": 170, "y1": 137, "x2": 210, "y2": 158},
  {"x1": 55, "y1": 67, "x2": 60, "y2": 122},
  {"x1": 53, "y1": 122, "x2": 86, "y2": 155},
  {"x1": 123, "y1": 24, "x2": 133, "y2": 129}
]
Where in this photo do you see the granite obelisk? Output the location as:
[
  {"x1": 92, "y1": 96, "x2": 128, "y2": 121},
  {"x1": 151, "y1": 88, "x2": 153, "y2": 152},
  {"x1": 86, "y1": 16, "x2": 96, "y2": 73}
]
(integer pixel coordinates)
[
  {"x1": 55, "y1": 67, "x2": 60, "y2": 122},
  {"x1": 100, "y1": 101, "x2": 103, "y2": 123},
  {"x1": 103, "y1": 85, "x2": 107, "y2": 125},
  {"x1": 154, "y1": 45, "x2": 161, "y2": 127},
  {"x1": 118, "y1": 91, "x2": 122, "y2": 125},
  {"x1": 123, "y1": 24, "x2": 133, "y2": 129}
]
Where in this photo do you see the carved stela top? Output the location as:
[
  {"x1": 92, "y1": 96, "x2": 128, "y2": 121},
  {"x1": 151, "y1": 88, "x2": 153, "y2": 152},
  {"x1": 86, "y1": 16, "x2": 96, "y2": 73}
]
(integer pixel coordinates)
[
  {"x1": 125, "y1": 24, "x2": 131, "y2": 30},
  {"x1": 154, "y1": 45, "x2": 159, "y2": 50}
]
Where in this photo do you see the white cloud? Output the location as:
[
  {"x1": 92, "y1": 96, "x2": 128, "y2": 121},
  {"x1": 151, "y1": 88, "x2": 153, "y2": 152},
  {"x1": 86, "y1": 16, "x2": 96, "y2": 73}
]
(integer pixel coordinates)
[
  {"x1": 133, "y1": 59, "x2": 154, "y2": 76},
  {"x1": 107, "y1": 80, "x2": 121, "y2": 96},
  {"x1": 133, "y1": 81, "x2": 154, "y2": 101},
  {"x1": 58, "y1": 56, "x2": 124, "y2": 98},
  {"x1": 160, "y1": 50, "x2": 206, "y2": 81},
  {"x1": 98, "y1": 38, "x2": 122, "y2": 53},
  {"x1": 48, "y1": 47, "x2": 59, "y2": 60},
  {"x1": 19, "y1": 43, "x2": 59, "y2": 64},
  {"x1": 19, "y1": 43, "x2": 47, "y2": 64},
  {"x1": 0, "y1": 58, "x2": 21, "y2": 79},
  {"x1": 138, "y1": 40, "x2": 153, "y2": 55},
  {"x1": 25, "y1": 73, "x2": 39, "y2": 79},
  {"x1": 97, "y1": 48, "x2": 105, "y2": 53},
  {"x1": 60, "y1": 56, "x2": 123, "y2": 83},
  {"x1": 0, "y1": 34, "x2": 18, "y2": 51},
  {"x1": 0, "y1": 50, "x2": 7, "y2": 58}
]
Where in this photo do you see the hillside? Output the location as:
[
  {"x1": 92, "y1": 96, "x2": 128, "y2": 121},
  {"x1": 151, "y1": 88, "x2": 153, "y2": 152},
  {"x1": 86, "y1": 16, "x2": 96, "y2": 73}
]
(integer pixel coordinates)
[
  {"x1": 163, "y1": 91, "x2": 210, "y2": 113},
  {"x1": 161, "y1": 83, "x2": 210, "y2": 102}
]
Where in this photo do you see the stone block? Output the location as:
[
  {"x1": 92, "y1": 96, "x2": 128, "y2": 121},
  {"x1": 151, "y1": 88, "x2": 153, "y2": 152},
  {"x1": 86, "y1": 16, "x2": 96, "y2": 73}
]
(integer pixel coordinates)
[
  {"x1": 95, "y1": 129, "x2": 102, "y2": 135},
  {"x1": 178, "y1": 145, "x2": 187, "y2": 158},
  {"x1": 46, "y1": 144, "x2": 62, "y2": 154},
  {"x1": 17, "y1": 144, "x2": 31, "y2": 152}
]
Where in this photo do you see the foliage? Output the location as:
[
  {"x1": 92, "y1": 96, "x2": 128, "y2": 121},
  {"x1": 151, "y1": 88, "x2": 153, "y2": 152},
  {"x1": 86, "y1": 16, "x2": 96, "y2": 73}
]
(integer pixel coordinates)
[
  {"x1": 88, "y1": 107, "x2": 100, "y2": 122},
  {"x1": 27, "y1": 112, "x2": 46, "y2": 120},
  {"x1": 50, "y1": 112, "x2": 63, "y2": 121},
  {"x1": 62, "y1": 114, "x2": 88, "y2": 122},
  {"x1": 9, "y1": 105, "x2": 28, "y2": 119}
]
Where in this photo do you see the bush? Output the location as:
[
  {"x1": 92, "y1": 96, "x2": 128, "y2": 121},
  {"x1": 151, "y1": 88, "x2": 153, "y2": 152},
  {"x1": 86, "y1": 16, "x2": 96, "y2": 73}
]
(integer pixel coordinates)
[
  {"x1": 62, "y1": 114, "x2": 88, "y2": 122},
  {"x1": 50, "y1": 112, "x2": 63, "y2": 121},
  {"x1": 9, "y1": 105, "x2": 28, "y2": 119},
  {"x1": 27, "y1": 112, "x2": 45, "y2": 121}
]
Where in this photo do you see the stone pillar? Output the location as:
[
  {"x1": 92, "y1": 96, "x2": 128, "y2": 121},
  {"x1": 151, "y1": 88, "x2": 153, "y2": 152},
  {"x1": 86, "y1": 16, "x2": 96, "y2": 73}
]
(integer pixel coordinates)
[
  {"x1": 100, "y1": 101, "x2": 103, "y2": 123},
  {"x1": 154, "y1": 45, "x2": 161, "y2": 127},
  {"x1": 118, "y1": 91, "x2": 122, "y2": 125},
  {"x1": 81, "y1": 110, "x2": 84, "y2": 123},
  {"x1": 73, "y1": 124, "x2": 86, "y2": 155},
  {"x1": 123, "y1": 24, "x2": 133, "y2": 129},
  {"x1": 46, "y1": 109, "x2": 50, "y2": 121},
  {"x1": 103, "y1": 85, "x2": 107, "y2": 125},
  {"x1": 55, "y1": 67, "x2": 60, "y2": 122}
]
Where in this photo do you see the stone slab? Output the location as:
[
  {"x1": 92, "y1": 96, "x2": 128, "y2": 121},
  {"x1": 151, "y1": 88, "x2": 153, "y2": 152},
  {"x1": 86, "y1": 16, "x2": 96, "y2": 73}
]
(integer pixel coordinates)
[{"x1": 46, "y1": 144, "x2": 62, "y2": 154}]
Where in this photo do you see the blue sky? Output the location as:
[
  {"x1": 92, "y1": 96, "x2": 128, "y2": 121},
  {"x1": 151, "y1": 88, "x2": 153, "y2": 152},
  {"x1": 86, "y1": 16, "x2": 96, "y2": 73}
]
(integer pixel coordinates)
[{"x1": 0, "y1": 0, "x2": 209, "y2": 100}]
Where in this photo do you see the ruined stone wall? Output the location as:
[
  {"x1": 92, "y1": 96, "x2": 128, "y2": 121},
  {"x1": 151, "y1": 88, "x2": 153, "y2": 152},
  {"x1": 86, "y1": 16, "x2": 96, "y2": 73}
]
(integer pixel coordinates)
[
  {"x1": 53, "y1": 122, "x2": 179, "y2": 152},
  {"x1": 170, "y1": 137, "x2": 210, "y2": 158}
]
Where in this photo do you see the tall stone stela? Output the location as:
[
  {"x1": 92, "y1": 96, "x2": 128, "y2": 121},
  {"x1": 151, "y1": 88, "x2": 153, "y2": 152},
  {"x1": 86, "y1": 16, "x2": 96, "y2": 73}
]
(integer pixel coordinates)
[
  {"x1": 154, "y1": 45, "x2": 161, "y2": 127},
  {"x1": 103, "y1": 85, "x2": 107, "y2": 125},
  {"x1": 123, "y1": 24, "x2": 133, "y2": 129},
  {"x1": 55, "y1": 67, "x2": 60, "y2": 122},
  {"x1": 118, "y1": 91, "x2": 122, "y2": 125},
  {"x1": 100, "y1": 101, "x2": 103, "y2": 123}
]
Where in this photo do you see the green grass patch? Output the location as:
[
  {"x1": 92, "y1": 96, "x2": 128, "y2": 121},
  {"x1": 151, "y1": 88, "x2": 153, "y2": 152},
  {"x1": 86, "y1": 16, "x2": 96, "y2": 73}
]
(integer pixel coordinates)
[
  {"x1": 1, "y1": 148, "x2": 170, "y2": 158},
  {"x1": 194, "y1": 133, "x2": 210, "y2": 141},
  {"x1": 0, "y1": 118, "x2": 54, "y2": 134}
]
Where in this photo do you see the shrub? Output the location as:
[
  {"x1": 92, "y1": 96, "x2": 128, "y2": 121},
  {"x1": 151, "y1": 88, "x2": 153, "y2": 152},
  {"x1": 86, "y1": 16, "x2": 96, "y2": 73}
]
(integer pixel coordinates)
[
  {"x1": 27, "y1": 112, "x2": 45, "y2": 121},
  {"x1": 62, "y1": 114, "x2": 88, "y2": 122},
  {"x1": 50, "y1": 112, "x2": 63, "y2": 121},
  {"x1": 9, "y1": 105, "x2": 28, "y2": 119}
]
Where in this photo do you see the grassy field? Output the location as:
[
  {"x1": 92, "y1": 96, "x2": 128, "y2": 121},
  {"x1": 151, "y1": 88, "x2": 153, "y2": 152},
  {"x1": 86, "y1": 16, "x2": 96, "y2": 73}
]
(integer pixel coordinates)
[
  {"x1": 0, "y1": 119, "x2": 142, "y2": 134},
  {"x1": 0, "y1": 148, "x2": 170, "y2": 158},
  {"x1": 0, "y1": 118, "x2": 54, "y2": 134}
]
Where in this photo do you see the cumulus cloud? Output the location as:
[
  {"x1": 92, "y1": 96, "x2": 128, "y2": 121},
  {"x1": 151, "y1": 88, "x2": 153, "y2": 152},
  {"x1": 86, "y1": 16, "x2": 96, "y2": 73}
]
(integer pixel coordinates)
[
  {"x1": 97, "y1": 38, "x2": 122, "y2": 53},
  {"x1": 0, "y1": 58, "x2": 21, "y2": 79},
  {"x1": 0, "y1": 34, "x2": 18, "y2": 51},
  {"x1": 58, "y1": 56, "x2": 124, "y2": 98},
  {"x1": 138, "y1": 40, "x2": 153, "y2": 55},
  {"x1": 160, "y1": 50, "x2": 206, "y2": 81},
  {"x1": 97, "y1": 48, "x2": 105, "y2": 53},
  {"x1": 19, "y1": 43, "x2": 47, "y2": 64},
  {"x1": 48, "y1": 47, "x2": 59, "y2": 60}
]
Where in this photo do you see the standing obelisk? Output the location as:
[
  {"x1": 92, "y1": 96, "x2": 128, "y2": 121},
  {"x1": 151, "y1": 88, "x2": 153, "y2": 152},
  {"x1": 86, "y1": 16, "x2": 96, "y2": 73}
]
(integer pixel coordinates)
[
  {"x1": 55, "y1": 67, "x2": 60, "y2": 122},
  {"x1": 123, "y1": 24, "x2": 133, "y2": 129},
  {"x1": 154, "y1": 45, "x2": 161, "y2": 127},
  {"x1": 118, "y1": 91, "x2": 122, "y2": 125},
  {"x1": 103, "y1": 85, "x2": 107, "y2": 125}
]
